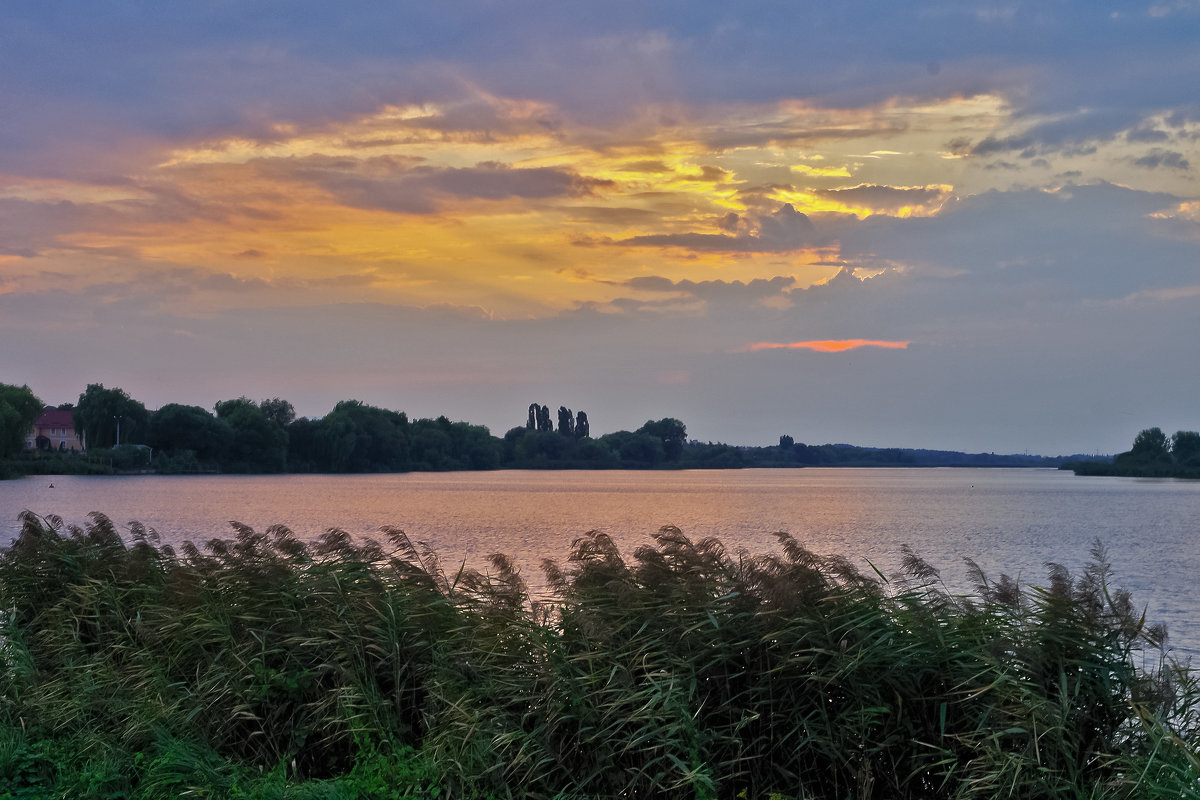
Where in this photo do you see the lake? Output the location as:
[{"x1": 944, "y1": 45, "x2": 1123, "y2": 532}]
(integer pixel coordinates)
[{"x1": 2, "y1": 467, "x2": 1198, "y2": 657}]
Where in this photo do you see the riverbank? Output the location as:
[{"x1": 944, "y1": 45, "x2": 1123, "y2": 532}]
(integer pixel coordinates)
[{"x1": 1, "y1": 512, "x2": 1195, "y2": 798}]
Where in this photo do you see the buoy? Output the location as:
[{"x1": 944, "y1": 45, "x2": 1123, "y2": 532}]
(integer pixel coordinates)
[{"x1": 48, "y1": 483, "x2": 54, "y2": 488}]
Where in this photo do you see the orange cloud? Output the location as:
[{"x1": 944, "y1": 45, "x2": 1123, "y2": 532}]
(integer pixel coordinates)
[{"x1": 745, "y1": 339, "x2": 910, "y2": 353}]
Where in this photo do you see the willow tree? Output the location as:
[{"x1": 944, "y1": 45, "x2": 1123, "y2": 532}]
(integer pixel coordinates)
[
  {"x1": 0, "y1": 383, "x2": 42, "y2": 458},
  {"x1": 74, "y1": 383, "x2": 149, "y2": 449}
]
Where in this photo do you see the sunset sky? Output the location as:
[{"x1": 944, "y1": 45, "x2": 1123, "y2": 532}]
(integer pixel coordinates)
[{"x1": 3, "y1": 2, "x2": 1199, "y2": 454}]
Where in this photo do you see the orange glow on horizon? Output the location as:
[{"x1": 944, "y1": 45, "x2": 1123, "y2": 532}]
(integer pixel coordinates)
[{"x1": 745, "y1": 339, "x2": 910, "y2": 353}]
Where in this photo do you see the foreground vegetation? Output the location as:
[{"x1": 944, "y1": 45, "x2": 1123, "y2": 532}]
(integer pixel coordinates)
[{"x1": 1, "y1": 514, "x2": 1196, "y2": 799}]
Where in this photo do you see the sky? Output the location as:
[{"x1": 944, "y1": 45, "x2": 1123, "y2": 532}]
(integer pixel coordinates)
[{"x1": 3, "y1": 1, "x2": 1200, "y2": 455}]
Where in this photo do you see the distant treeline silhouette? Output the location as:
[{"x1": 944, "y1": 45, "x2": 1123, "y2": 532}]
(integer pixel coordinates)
[
  {"x1": 5, "y1": 381, "x2": 1082, "y2": 477},
  {"x1": 1064, "y1": 427, "x2": 1200, "y2": 478}
]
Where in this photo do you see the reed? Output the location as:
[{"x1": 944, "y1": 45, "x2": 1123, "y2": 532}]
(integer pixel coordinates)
[{"x1": 0, "y1": 512, "x2": 1195, "y2": 799}]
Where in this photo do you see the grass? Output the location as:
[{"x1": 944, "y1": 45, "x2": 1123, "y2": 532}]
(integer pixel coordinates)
[{"x1": 0, "y1": 511, "x2": 1196, "y2": 799}]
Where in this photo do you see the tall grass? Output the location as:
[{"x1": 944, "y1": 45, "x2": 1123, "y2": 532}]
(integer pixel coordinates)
[{"x1": 0, "y1": 512, "x2": 1196, "y2": 799}]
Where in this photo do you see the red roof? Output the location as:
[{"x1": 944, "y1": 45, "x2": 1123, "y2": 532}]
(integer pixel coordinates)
[{"x1": 35, "y1": 408, "x2": 76, "y2": 429}]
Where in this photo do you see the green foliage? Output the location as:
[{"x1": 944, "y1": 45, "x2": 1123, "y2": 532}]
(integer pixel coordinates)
[
  {"x1": 259, "y1": 397, "x2": 297, "y2": 428},
  {"x1": 148, "y1": 403, "x2": 233, "y2": 464},
  {"x1": 604, "y1": 429, "x2": 663, "y2": 465},
  {"x1": 0, "y1": 514, "x2": 1195, "y2": 798},
  {"x1": 216, "y1": 396, "x2": 289, "y2": 472},
  {"x1": 637, "y1": 417, "x2": 687, "y2": 461},
  {"x1": 3, "y1": 450, "x2": 111, "y2": 477},
  {"x1": 410, "y1": 416, "x2": 498, "y2": 470},
  {"x1": 1072, "y1": 426, "x2": 1200, "y2": 478},
  {"x1": 301, "y1": 400, "x2": 411, "y2": 472},
  {"x1": 87, "y1": 443, "x2": 154, "y2": 471},
  {"x1": 681, "y1": 440, "x2": 745, "y2": 468},
  {"x1": 75, "y1": 383, "x2": 150, "y2": 450},
  {"x1": 1127, "y1": 427, "x2": 1172, "y2": 465},
  {"x1": 1172, "y1": 430, "x2": 1200, "y2": 468},
  {"x1": 0, "y1": 384, "x2": 42, "y2": 459}
]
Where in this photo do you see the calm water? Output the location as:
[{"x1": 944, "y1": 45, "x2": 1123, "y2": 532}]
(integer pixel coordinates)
[{"x1": 3, "y1": 468, "x2": 1198, "y2": 656}]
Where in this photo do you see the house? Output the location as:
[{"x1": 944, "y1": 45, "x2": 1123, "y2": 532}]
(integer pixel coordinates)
[{"x1": 25, "y1": 407, "x2": 86, "y2": 453}]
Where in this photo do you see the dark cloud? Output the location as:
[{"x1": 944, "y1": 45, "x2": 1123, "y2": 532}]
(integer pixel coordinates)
[
  {"x1": 1132, "y1": 149, "x2": 1190, "y2": 171},
  {"x1": 262, "y1": 155, "x2": 614, "y2": 214},
  {"x1": 563, "y1": 206, "x2": 662, "y2": 226},
  {"x1": 702, "y1": 123, "x2": 908, "y2": 152},
  {"x1": 6, "y1": 1, "x2": 1200, "y2": 176},
  {"x1": 569, "y1": 274, "x2": 803, "y2": 318},
  {"x1": 836, "y1": 181, "x2": 1190, "y2": 300},
  {"x1": 970, "y1": 134, "x2": 1037, "y2": 156},
  {"x1": 623, "y1": 276, "x2": 679, "y2": 292},
  {"x1": 0, "y1": 197, "x2": 121, "y2": 257},
  {"x1": 696, "y1": 165, "x2": 730, "y2": 182},
  {"x1": 427, "y1": 163, "x2": 614, "y2": 200},
  {"x1": 0, "y1": 182, "x2": 283, "y2": 258},
  {"x1": 1126, "y1": 124, "x2": 1170, "y2": 143},
  {"x1": 961, "y1": 109, "x2": 1150, "y2": 162},
  {"x1": 617, "y1": 204, "x2": 817, "y2": 252},
  {"x1": 945, "y1": 137, "x2": 973, "y2": 156}
]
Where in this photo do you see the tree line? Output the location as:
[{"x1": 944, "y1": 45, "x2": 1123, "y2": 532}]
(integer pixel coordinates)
[
  {"x1": 1, "y1": 382, "x2": 700, "y2": 475},
  {"x1": 1064, "y1": 427, "x2": 1200, "y2": 478},
  {"x1": 3, "y1": 380, "x2": 1110, "y2": 478}
]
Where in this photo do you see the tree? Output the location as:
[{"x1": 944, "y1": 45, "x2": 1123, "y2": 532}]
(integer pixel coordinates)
[
  {"x1": 259, "y1": 397, "x2": 296, "y2": 428},
  {"x1": 1171, "y1": 430, "x2": 1200, "y2": 468},
  {"x1": 308, "y1": 400, "x2": 410, "y2": 472},
  {"x1": 637, "y1": 418, "x2": 687, "y2": 462},
  {"x1": 601, "y1": 430, "x2": 663, "y2": 465},
  {"x1": 557, "y1": 406, "x2": 574, "y2": 436},
  {"x1": 1128, "y1": 427, "x2": 1171, "y2": 464},
  {"x1": 536, "y1": 404, "x2": 553, "y2": 432},
  {"x1": 449, "y1": 420, "x2": 501, "y2": 470},
  {"x1": 0, "y1": 383, "x2": 42, "y2": 458},
  {"x1": 516, "y1": 428, "x2": 569, "y2": 462},
  {"x1": 215, "y1": 397, "x2": 288, "y2": 472},
  {"x1": 147, "y1": 404, "x2": 233, "y2": 463},
  {"x1": 75, "y1": 384, "x2": 150, "y2": 449},
  {"x1": 575, "y1": 411, "x2": 590, "y2": 439}
]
